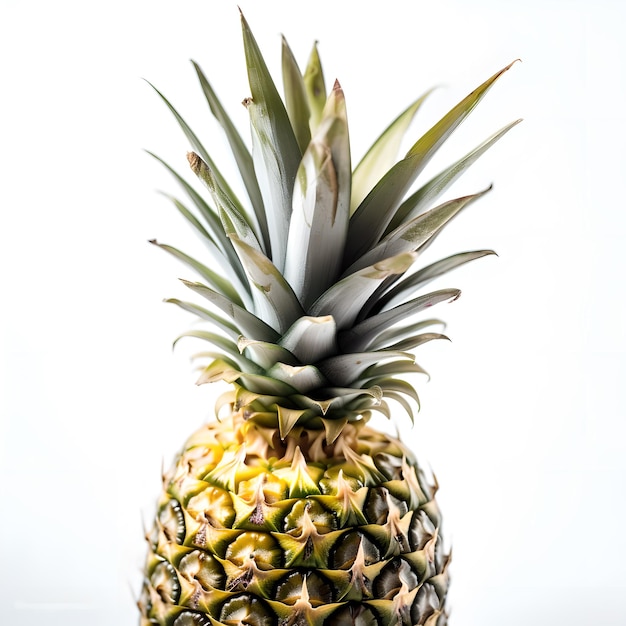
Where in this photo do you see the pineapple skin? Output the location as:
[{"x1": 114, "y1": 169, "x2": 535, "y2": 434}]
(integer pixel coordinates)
[{"x1": 139, "y1": 394, "x2": 449, "y2": 626}]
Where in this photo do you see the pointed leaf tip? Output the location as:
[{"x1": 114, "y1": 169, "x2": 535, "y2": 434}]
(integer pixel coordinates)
[{"x1": 187, "y1": 151, "x2": 201, "y2": 174}]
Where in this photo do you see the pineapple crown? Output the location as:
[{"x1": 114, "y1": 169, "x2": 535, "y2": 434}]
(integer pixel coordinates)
[{"x1": 149, "y1": 12, "x2": 519, "y2": 437}]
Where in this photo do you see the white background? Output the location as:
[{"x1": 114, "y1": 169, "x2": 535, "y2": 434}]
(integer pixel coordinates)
[{"x1": 1, "y1": 1, "x2": 625, "y2": 624}]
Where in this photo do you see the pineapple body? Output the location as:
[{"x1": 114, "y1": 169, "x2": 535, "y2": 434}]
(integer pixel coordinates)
[
  {"x1": 140, "y1": 11, "x2": 516, "y2": 626},
  {"x1": 140, "y1": 395, "x2": 448, "y2": 626}
]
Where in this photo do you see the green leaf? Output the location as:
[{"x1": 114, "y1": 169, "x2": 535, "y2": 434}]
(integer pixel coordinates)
[
  {"x1": 147, "y1": 152, "x2": 225, "y2": 251},
  {"x1": 379, "y1": 331, "x2": 450, "y2": 353},
  {"x1": 149, "y1": 239, "x2": 244, "y2": 307},
  {"x1": 366, "y1": 318, "x2": 445, "y2": 351},
  {"x1": 147, "y1": 82, "x2": 248, "y2": 224},
  {"x1": 376, "y1": 250, "x2": 496, "y2": 313},
  {"x1": 174, "y1": 330, "x2": 260, "y2": 373},
  {"x1": 303, "y1": 41, "x2": 326, "y2": 131},
  {"x1": 196, "y1": 358, "x2": 242, "y2": 386},
  {"x1": 188, "y1": 151, "x2": 264, "y2": 255},
  {"x1": 241, "y1": 12, "x2": 301, "y2": 271},
  {"x1": 237, "y1": 337, "x2": 299, "y2": 369},
  {"x1": 378, "y1": 387, "x2": 416, "y2": 422},
  {"x1": 284, "y1": 82, "x2": 351, "y2": 307},
  {"x1": 351, "y1": 89, "x2": 434, "y2": 214},
  {"x1": 266, "y1": 362, "x2": 328, "y2": 394},
  {"x1": 281, "y1": 35, "x2": 312, "y2": 153},
  {"x1": 360, "y1": 359, "x2": 429, "y2": 382},
  {"x1": 165, "y1": 298, "x2": 240, "y2": 340},
  {"x1": 279, "y1": 315, "x2": 338, "y2": 364},
  {"x1": 387, "y1": 119, "x2": 522, "y2": 232},
  {"x1": 344, "y1": 188, "x2": 490, "y2": 275},
  {"x1": 236, "y1": 371, "x2": 298, "y2": 396},
  {"x1": 180, "y1": 279, "x2": 280, "y2": 342},
  {"x1": 308, "y1": 252, "x2": 418, "y2": 330},
  {"x1": 317, "y1": 351, "x2": 414, "y2": 387},
  {"x1": 319, "y1": 417, "x2": 350, "y2": 444},
  {"x1": 375, "y1": 376, "x2": 422, "y2": 405},
  {"x1": 157, "y1": 193, "x2": 252, "y2": 305},
  {"x1": 342, "y1": 288, "x2": 461, "y2": 351},
  {"x1": 375, "y1": 378, "x2": 421, "y2": 416},
  {"x1": 292, "y1": 386, "x2": 383, "y2": 415},
  {"x1": 192, "y1": 60, "x2": 269, "y2": 253},
  {"x1": 147, "y1": 151, "x2": 247, "y2": 287},
  {"x1": 345, "y1": 60, "x2": 518, "y2": 266},
  {"x1": 159, "y1": 192, "x2": 217, "y2": 247},
  {"x1": 276, "y1": 406, "x2": 311, "y2": 440},
  {"x1": 229, "y1": 235, "x2": 305, "y2": 334}
]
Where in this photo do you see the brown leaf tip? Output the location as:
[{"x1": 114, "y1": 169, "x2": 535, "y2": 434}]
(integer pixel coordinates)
[{"x1": 187, "y1": 151, "x2": 201, "y2": 173}]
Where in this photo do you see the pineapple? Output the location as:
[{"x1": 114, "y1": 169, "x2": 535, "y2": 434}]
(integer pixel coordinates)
[{"x1": 139, "y1": 12, "x2": 518, "y2": 626}]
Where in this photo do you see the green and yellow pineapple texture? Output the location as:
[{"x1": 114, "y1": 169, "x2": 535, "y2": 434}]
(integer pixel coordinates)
[{"x1": 139, "y1": 12, "x2": 517, "y2": 626}]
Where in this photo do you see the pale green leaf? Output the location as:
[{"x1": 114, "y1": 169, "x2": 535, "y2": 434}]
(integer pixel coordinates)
[
  {"x1": 241, "y1": 12, "x2": 301, "y2": 271},
  {"x1": 147, "y1": 82, "x2": 248, "y2": 223},
  {"x1": 156, "y1": 193, "x2": 251, "y2": 305},
  {"x1": 277, "y1": 406, "x2": 311, "y2": 439},
  {"x1": 308, "y1": 252, "x2": 418, "y2": 330},
  {"x1": 192, "y1": 60, "x2": 269, "y2": 252},
  {"x1": 279, "y1": 315, "x2": 338, "y2": 364},
  {"x1": 379, "y1": 331, "x2": 450, "y2": 353},
  {"x1": 379, "y1": 388, "x2": 416, "y2": 422},
  {"x1": 317, "y1": 351, "x2": 414, "y2": 387},
  {"x1": 320, "y1": 417, "x2": 350, "y2": 444},
  {"x1": 159, "y1": 192, "x2": 216, "y2": 247},
  {"x1": 291, "y1": 386, "x2": 383, "y2": 415},
  {"x1": 174, "y1": 330, "x2": 253, "y2": 368},
  {"x1": 196, "y1": 358, "x2": 243, "y2": 386},
  {"x1": 344, "y1": 188, "x2": 490, "y2": 275},
  {"x1": 360, "y1": 359, "x2": 429, "y2": 382},
  {"x1": 187, "y1": 151, "x2": 264, "y2": 255},
  {"x1": 345, "y1": 61, "x2": 518, "y2": 266},
  {"x1": 266, "y1": 362, "x2": 328, "y2": 394},
  {"x1": 236, "y1": 371, "x2": 298, "y2": 396},
  {"x1": 237, "y1": 337, "x2": 299, "y2": 369},
  {"x1": 165, "y1": 298, "x2": 240, "y2": 340},
  {"x1": 281, "y1": 35, "x2": 311, "y2": 153},
  {"x1": 370, "y1": 378, "x2": 421, "y2": 418},
  {"x1": 351, "y1": 89, "x2": 434, "y2": 214},
  {"x1": 303, "y1": 41, "x2": 326, "y2": 131},
  {"x1": 284, "y1": 82, "x2": 351, "y2": 307},
  {"x1": 342, "y1": 288, "x2": 461, "y2": 351},
  {"x1": 365, "y1": 319, "x2": 445, "y2": 351},
  {"x1": 147, "y1": 153, "x2": 228, "y2": 254},
  {"x1": 387, "y1": 119, "x2": 522, "y2": 232},
  {"x1": 376, "y1": 250, "x2": 496, "y2": 313},
  {"x1": 179, "y1": 279, "x2": 280, "y2": 342},
  {"x1": 174, "y1": 329, "x2": 263, "y2": 374},
  {"x1": 149, "y1": 240, "x2": 244, "y2": 307},
  {"x1": 229, "y1": 235, "x2": 305, "y2": 334}
]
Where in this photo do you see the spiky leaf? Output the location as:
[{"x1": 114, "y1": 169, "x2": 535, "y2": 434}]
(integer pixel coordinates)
[
  {"x1": 241, "y1": 12, "x2": 301, "y2": 270},
  {"x1": 180, "y1": 279, "x2": 280, "y2": 342},
  {"x1": 309, "y1": 252, "x2": 418, "y2": 330},
  {"x1": 351, "y1": 89, "x2": 433, "y2": 213},
  {"x1": 281, "y1": 36, "x2": 312, "y2": 153},
  {"x1": 192, "y1": 60, "x2": 269, "y2": 250},
  {"x1": 284, "y1": 82, "x2": 351, "y2": 307},
  {"x1": 345, "y1": 188, "x2": 490, "y2": 275},
  {"x1": 303, "y1": 42, "x2": 326, "y2": 130},
  {"x1": 229, "y1": 236, "x2": 305, "y2": 334},
  {"x1": 345, "y1": 60, "x2": 518, "y2": 265},
  {"x1": 387, "y1": 118, "x2": 522, "y2": 232}
]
